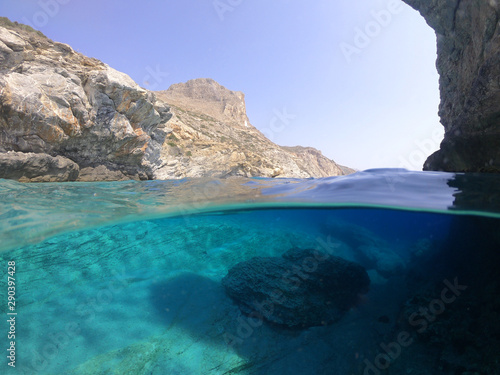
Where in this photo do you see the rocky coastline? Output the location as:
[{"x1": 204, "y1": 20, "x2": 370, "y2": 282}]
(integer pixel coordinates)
[{"x1": 0, "y1": 18, "x2": 350, "y2": 182}]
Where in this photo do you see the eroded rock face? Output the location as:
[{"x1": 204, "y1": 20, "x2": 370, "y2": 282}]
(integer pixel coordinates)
[
  {"x1": 0, "y1": 18, "x2": 350, "y2": 181},
  {"x1": 0, "y1": 151, "x2": 79, "y2": 182},
  {"x1": 160, "y1": 78, "x2": 250, "y2": 126},
  {"x1": 156, "y1": 79, "x2": 350, "y2": 178},
  {"x1": 222, "y1": 248, "x2": 370, "y2": 329},
  {"x1": 403, "y1": 0, "x2": 500, "y2": 172},
  {"x1": 0, "y1": 20, "x2": 172, "y2": 181}
]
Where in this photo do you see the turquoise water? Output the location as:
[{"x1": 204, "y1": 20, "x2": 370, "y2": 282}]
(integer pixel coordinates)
[{"x1": 0, "y1": 170, "x2": 499, "y2": 374}]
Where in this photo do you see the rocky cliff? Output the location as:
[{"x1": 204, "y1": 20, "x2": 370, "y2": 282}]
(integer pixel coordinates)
[
  {"x1": 162, "y1": 78, "x2": 249, "y2": 126},
  {"x1": 155, "y1": 79, "x2": 349, "y2": 178},
  {"x1": 0, "y1": 18, "x2": 172, "y2": 181},
  {"x1": 403, "y1": 0, "x2": 500, "y2": 172},
  {"x1": 0, "y1": 18, "x2": 349, "y2": 181}
]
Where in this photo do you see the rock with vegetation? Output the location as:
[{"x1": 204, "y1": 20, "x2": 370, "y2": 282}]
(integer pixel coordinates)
[
  {"x1": 221, "y1": 248, "x2": 370, "y2": 329},
  {"x1": 403, "y1": 0, "x2": 500, "y2": 172}
]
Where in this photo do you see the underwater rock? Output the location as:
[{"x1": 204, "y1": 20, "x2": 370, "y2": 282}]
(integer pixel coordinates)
[
  {"x1": 356, "y1": 244, "x2": 405, "y2": 278},
  {"x1": 322, "y1": 219, "x2": 406, "y2": 277},
  {"x1": 222, "y1": 248, "x2": 370, "y2": 329},
  {"x1": 397, "y1": 215, "x2": 500, "y2": 375}
]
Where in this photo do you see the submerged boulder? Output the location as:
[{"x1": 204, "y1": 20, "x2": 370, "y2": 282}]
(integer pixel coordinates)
[
  {"x1": 222, "y1": 248, "x2": 370, "y2": 329},
  {"x1": 322, "y1": 218, "x2": 406, "y2": 278}
]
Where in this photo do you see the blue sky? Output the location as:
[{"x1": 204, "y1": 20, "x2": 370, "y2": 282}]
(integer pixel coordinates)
[{"x1": 2, "y1": 0, "x2": 441, "y2": 171}]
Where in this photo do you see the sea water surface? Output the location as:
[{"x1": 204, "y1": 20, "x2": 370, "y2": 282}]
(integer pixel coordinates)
[{"x1": 0, "y1": 169, "x2": 499, "y2": 375}]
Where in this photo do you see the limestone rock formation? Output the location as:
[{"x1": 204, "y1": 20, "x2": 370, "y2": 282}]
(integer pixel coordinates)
[
  {"x1": 221, "y1": 248, "x2": 370, "y2": 329},
  {"x1": 281, "y1": 146, "x2": 356, "y2": 177},
  {"x1": 403, "y1": 0, "x2": 500, "y2": 172},
  {"x1": 0, "y1": 18, "x2": 172, "y2": 181},
  {"x1": 0, "y1": 151, "x2": 79, "y2": 182},
  {"x1": 161, "y1": 78, "x2": 249, "y2": 126},
  {"x1": 0, "y1": 18, "x2": 350, "y2": 181},
  {"x1": 156, "y1": 79, "x2": 349, "y2": 178}
]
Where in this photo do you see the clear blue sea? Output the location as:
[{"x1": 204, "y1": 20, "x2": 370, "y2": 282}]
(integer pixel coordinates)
[{"x1": 0, "y1": 169, "x2": 499, "y2": 375}]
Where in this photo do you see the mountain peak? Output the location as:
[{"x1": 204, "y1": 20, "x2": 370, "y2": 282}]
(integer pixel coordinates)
[
  {"x1": 157, "y1": 78, "x2": 249, "y2": 126},
  {"x1": 154, "y1": 78, "x2": 349, "y2": 179}
]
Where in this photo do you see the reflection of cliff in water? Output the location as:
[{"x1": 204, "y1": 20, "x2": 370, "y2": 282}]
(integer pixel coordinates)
[{"x1": 447, "y1": 173, "x2": 500, "y2": 215}]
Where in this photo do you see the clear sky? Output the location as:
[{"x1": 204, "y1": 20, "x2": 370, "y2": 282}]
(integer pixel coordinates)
[{"x1": 2, "y1": 0, "x2": 442, "y2": 171}]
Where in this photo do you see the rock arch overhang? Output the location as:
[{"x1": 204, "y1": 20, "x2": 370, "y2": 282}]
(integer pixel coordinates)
[{"x1": 403, "y1": 0, "x2": 500, "y2": 172}]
